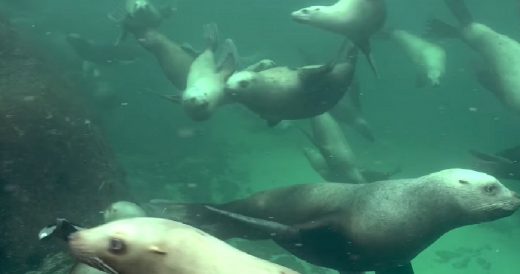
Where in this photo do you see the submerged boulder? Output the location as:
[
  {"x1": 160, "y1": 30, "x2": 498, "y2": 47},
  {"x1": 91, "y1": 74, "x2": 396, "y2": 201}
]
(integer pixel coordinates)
[{"x1": 0, "y1": 14, "x2": 127, "y2": 273}]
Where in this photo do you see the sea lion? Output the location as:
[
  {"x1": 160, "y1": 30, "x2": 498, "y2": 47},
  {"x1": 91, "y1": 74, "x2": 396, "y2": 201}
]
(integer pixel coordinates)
[
  {"x1": 111, "y1": 0, "x2": 176, "y2": 45},
  {"x1": 330, "y1": 81, "x2": 374, "y2": 142},
  {"x1": 388, "y1": 29, "x2": 446, "y2": 87},
  {"x1": 144, "y1": 169, "x2": 520, "y2": 274},
  {"x1": 225, "y1": 45, "x2": 358, "y2": 126},
  {"x1": 291, "y1": 0, "x2": 387, "y2": 76},
  {"x1": 114, "y1": 0, "x2": 193, "y2": 91},
  {"x1": 302, "y1": 112, "x2": 366, "y2": 183},
  {"x1": 66, "y1": 33, "x2": 138, "y2": 66},
  {"x1": 427, "y1": 0, "x2": 520, "y2": 113},
  {"x1": 470, "y1": 145, "x2": 520, "y2": 181},
  {"x1": 67, "y1": 217, "x2": 301, "y2": 274},
  {"x1": 137, "y1": 30, "x2": 195, "y2": 91},
  {"x1": 182, "y1": 24, "x2": 238, "y2": 121},
  {"x1": 102, "y1": 201, "x2": 147, "y2": 223}
]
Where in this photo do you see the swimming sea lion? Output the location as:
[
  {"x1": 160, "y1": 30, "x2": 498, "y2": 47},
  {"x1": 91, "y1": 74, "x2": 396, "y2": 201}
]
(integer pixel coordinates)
[
  {"x1": 330, "y1": 81, "x2": 374, "y2": 142},
  {"x1": 102, "y1": 201, "x2": 147, "y2": 223},
  {"x1": 66, "y1": 33, "x2": 138, "y2": 65},
  {"x1": 470, "y1": 145, "x2": 520, "y2": 181},
  {"x1": 137, "y1": 30, "x2": 195, "y2": 91},
  {"x1": 291, "y1": 0, "x2": 387, "y2": 76},
  {"x1": 388, "y1": 29, "x2": 446, "y2": 87},
  {"x1": 225, "y1": 45, "x2": 358, "y2": 126},
  {"x1": 302, "y1": 112, "x2": 366, "y2": 183},
  {"x1": 67, "y1": 217, "x2": 301, "y2": 274},
  {"x1": 145, "y1": 169, "x2": 520, "y2": 274},
  {"x1": 182, "y1": 24, "x2": 238, "y2": 121},
  {"x1": 111, "y1": 0, "x2": 176, "y2": 45},
  {"x1": 427, "y1": 0, "x2": 520, "y2": 113}
]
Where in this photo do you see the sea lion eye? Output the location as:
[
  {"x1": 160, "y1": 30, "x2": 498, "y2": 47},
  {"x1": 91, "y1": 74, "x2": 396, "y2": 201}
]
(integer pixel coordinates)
[
  {"x1": 458, "y1": 180, "x2": 469, "y2": 185},
  {"x1": 239, "y1": 80, "x2": 249, "y2": 89},
  {"x1": 108, "y1": 238, "x2": 127, "y2": 255},
  {"x1": 483, "y1": 184, "x2": 498, "y2": 194}
]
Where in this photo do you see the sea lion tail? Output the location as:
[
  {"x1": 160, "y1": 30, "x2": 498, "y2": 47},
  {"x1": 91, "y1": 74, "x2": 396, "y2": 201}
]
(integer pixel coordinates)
[{"x1": 444, "y1": 0, "x2": 473, "y2": 26}]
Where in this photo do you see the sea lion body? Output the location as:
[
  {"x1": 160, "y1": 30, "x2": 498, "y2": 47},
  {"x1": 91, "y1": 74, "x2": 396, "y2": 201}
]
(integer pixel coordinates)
[
  {"x1": 291, "y1": 0, "x2": 386, "y2": 75},
  {"x1": 390, "y1": 30, "x2": 446, "y2": 87},
  {"x1": 66, "y1": 33, "x2": 138, "y2": 65},
  {"x1": 433, "y1": 0, "x2": 520, "y2": 112},
  {"x1": 147, "y1": 169, "x2": 520, "y2": 273},
  {"x1": 68, "y1": 217, "x2": 300, "y2": 274},
  {"x1": 225, "y1": 53, "x2": 357, "y2": 125},
  {"x1": 303, "y1": 112, "x2": 366, "y2": 183},
  {"x1": 138, "y1": 29, "x2": 195, "y2": 91}
]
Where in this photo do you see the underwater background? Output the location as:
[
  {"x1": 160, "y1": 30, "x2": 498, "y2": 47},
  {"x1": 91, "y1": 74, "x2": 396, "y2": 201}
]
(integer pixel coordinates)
[{"x1": 0, "y1": 0, "x2": 520, "y2": 273}]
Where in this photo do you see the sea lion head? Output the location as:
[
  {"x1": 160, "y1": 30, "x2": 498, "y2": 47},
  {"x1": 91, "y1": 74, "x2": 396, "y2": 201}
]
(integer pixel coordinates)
[
  {"x1": 102, "y1": 201, "x2": 146, "y2": 223},
  {"x1": 225, "y1": 71, "x2": 257, "y2": 98},
  {"x1": 291, "y1": 6, "x2": 325, "y2": 24},
  {"x1": 182, "y1": 88, "x2": 214, "y2": 121},
  {"x1": 426, "y1": 169, "x2": 520, "y2": 224},
  {"x1": 69, "y1": 218, "x2": 169, "y2": 274}
]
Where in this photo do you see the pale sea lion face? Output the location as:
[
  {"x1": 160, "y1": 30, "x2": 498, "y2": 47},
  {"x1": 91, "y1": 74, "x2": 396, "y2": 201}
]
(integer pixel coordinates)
[
  {"x1": 69, "y1": 218, "x2": 168, "y2": 274},
  {"x1": 225, "y1": 71, "x2": 257, "y2": 98},
  {"x1": 291, "y1": 6, "x2": 324, "y2": 23},
  {"x1": 429, "y1": 169, "x2": 520, "y2": 223},
  {"x1": 182, "y1": 88, "x2": 213, "y2": 121}
]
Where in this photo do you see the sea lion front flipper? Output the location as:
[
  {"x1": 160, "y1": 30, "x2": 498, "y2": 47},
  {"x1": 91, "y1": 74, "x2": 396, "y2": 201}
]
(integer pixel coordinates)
[
  {"x1": 205, "y1": 206, "x2": 300, "y2": 240},
  {"x1": 39, "y1": 218, "x2": 83, "y2": 241},
  {"x1": 180, "y1": 43, "x2": 202, "y2": 58},
  {"x1": 303, "y1": 147, "x2": 332, "y2": 181},
  {"x1": 376, "y1": 262, "x2": 414, "y2": 274},
  {"x1": 469, "y1": 150, "x2": 513, "y2": 165}
]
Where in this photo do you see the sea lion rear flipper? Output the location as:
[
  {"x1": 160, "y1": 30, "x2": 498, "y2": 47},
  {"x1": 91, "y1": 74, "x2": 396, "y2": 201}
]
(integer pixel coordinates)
[
  {"x1": 216, "y1": 39, "x2": 240, "y2": 77},
  {"x1": 203, "y1": 23, "x2": 220, "y2": 51},
  {"x1": 356, "y1": 39, "x2": 379, "y2": 78},
  {"x1": 39, "y1": 218, "x2": 83, "y2": 241},
  {"x1": 180, "y1": 43, "x2": 202, "y2": 58},
  {"x1": 303, "y1": 147, "x2": 332, "y2": 180},
  {"x1": 376, "y1": 262, "x2": 414, "y2": 274},
  {"x1": 267, "y1": 119, "x2": 282, "y2": 127}
]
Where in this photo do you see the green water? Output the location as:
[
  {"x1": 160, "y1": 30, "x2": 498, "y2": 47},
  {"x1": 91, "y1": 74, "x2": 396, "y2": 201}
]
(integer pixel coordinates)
[{"x1": 1, "y1": 0, "x2": 520, "y2": 273}]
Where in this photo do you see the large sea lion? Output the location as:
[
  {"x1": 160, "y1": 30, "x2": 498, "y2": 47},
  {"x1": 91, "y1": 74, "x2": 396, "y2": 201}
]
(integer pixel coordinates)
[
  {"x1": 291, "y1": 0, "x2": 387, "y2": 76},
  {"x1": 302, "y1": 112, "x2": 366, "y2": 183},
  {"x1": 388, "y1": 29, "x2": 446, "y2": 87},
  {"x1": 225, "y1": 45, "x2": 358, "y2": 126},
  {"x1": 427, "y1": 0, "x2": 520, "y2": 113},
  {"x1": 65, "y1": 217, "x2": 300, "y2": 274},
  {"x1": 182, "y1": 24, "x2": 238, "y2": 121},
  {"x1": 144, "y1": 169, "x2": 520, "y2": 274}
]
